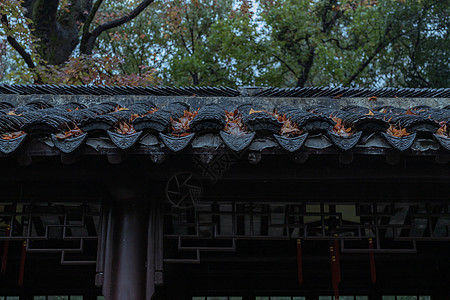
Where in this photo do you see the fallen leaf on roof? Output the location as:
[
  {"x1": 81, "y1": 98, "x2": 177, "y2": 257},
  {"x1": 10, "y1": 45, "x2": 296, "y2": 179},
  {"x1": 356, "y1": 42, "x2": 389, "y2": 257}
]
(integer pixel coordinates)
[
  {"x1": 436, "y1": 122, "x2": 448, "y2": 137},
  {"x1": 249, "y1": 108, "x2": 264, "y2": 114},
  {"x1": 171, "y1": 109, "x2": 199, "y2": 136},
  {"x1": 331, "y1": 116, "x2": 353, "y2": 137},
  {"x1": 406, "y1": 109, "x2": 417, "y2": 115},
  {"x1": 55, "y1": 124, "x2": 84, "y2": 140},
  {"x1": 1, "y1": 131, "x2": 25, "y2": 140},
  {"x1": 224, "y1": 110, "x2": 247, "y2": 136},
  {"x1": 387, "y1": 124, "x2": 410, "y2": 137},
  {"x1": 115, "y1": 121, "x2": 136, "y2": 135}
]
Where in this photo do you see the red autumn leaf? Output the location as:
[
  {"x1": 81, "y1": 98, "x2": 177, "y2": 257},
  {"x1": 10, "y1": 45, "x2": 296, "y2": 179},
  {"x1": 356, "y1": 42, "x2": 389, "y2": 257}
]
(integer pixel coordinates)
[
  {"x1": 115, "y1": 121, "x2": 136, "y2": 135},
  {"x1": 171, "y1": 109, "x2": 199, "y2": 136},
  {"x1": 387, "y1": 124, "x2": 410, "y2": 137},
  {"x1": 55, "y1": 124, "x2": 84, "y2": 140},
  {"x1": 1, "y1": 131, "x2": 25, "y2": 140},
  {"x1": 405, "y1": 108, "x2": 417, "y2": 115},
  {"x1": 224, "y1": 110, "x2": 247, "y2": 136},
  {"x1": 249, "y1": 108, "x2": 264, "y2": 114},
  {"x1": 331, "y1": 116, "x2": 354, "y2": 137},
  {"x1": 436, "y1": 122, "x2": 448, "y2": 137}
]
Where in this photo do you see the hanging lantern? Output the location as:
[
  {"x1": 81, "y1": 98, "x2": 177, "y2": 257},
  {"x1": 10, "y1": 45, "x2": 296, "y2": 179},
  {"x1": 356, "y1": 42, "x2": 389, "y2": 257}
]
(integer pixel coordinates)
[
  {"x1": 296, "y1": 238, "x2": 303, "y2": 285},
  {"x1": 369, "y1": 238, "x2": 376, "y2": 284}
]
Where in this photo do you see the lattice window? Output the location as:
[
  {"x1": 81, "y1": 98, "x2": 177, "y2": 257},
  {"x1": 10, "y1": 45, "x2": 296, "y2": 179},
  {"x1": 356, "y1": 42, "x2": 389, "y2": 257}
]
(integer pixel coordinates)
[
  {"x1": 0, "y1": 201, "x2": 100, "y2": 265},
  {"x1": 256, "y1": 297, "x2": 306, "y2": 300},
  {"x1": 33, "y1": 297, "x2": 83, "y2": 300},
  {"x1": 382, "y1": 296, "x2": 431, "y2": 300},
  {"x1": 318, "y1": 297, "x2": 368, "y2": 300},
  {"x1": 192, "y1": 297, "x2": 242, "y2": 300}
]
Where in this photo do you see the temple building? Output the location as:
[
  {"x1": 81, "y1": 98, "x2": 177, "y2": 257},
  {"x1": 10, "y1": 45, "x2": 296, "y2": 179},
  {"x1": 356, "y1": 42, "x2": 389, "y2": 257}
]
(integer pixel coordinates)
[{"x1": 0, "y1": 85, "x2": 449, "y2": 300}]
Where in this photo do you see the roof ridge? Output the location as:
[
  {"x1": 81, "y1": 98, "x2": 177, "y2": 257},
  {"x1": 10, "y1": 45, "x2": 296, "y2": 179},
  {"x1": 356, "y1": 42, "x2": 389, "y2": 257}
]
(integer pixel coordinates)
[{"x1": 0, "y1": 84, "x2": 449, "y2": 98}]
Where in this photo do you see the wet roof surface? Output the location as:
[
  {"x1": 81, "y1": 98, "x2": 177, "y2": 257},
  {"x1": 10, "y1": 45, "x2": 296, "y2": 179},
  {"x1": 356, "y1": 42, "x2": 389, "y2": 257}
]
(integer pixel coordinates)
[{"x1": 0, "y1": 98, "x2": 449, "y2": 155}]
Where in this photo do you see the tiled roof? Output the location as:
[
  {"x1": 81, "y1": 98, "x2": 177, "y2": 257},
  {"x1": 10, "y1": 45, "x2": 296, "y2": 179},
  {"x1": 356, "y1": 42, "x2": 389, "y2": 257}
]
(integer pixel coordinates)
[
  {"x1": 1, "y1": 99, "x2": 449, "y2": 156},
  {"x1": 0, "y1": 84, "x2": 449, "y2": 97}
]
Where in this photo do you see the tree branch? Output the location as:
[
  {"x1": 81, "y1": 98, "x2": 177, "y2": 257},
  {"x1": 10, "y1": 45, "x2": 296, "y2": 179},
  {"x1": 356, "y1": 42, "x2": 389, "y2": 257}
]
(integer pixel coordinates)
[
  {"x1": 272, "y1": 54, "x2": 298, "y2": 79},
  {"x1": 409, "y1": 8, "x2": 431, "y2": 87},
  {"x1": 323, "y1": 38, "x2": 357, "y2": 51},
  {"x1": 0, "y1": 15, "x2": 35, "y2": 69},
  {"x1": 81, "y1": 0, "x2": 155, "y2": 54},
  {"x1": 296, "y1": 46, "x2": 315, "y2": 87},
  {"x1": 179, "y1": 33, "x2": 193, "y2": 55},
  {"x1": 80, "y1": 0, "x2": 104, "y2": 53},
  {"x1": 344, "y1": 22, "x2": 395, "y2": 86},
  {"x1": 183, "y1": 5, "x2": 195, "y2": 53}
]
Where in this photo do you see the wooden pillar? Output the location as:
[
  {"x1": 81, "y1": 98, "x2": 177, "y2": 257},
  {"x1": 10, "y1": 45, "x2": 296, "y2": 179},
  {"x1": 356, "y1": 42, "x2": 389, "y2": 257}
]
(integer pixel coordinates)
[
  {"x1": 109, "y1": 202, "x2": 147, "y2": 300},
  {"x1": 97, "y1": 181, "x2": 164, "y2": 300},
  {"x1": 146, "y1": 201, "x2": 164, "y2": 300}
]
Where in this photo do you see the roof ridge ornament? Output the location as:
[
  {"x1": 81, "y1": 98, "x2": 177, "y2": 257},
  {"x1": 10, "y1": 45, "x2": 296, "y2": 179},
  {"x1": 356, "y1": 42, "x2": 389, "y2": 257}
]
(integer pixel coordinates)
[
  {"x1": 220, "y1": 131, "x2": 256, "y2": 152},
  {"x1": 0, "y1": 133, "x2": 27, "y2": 155},
  {"x1": 159, "y1": 133, "x2": 195, "y2": 152},
  {"x1": 382, "y1": 132, "x2": 417, "y2": 151},
  {"x1": 274, "y1": 132, "x2": 308, "y2": 152},
  {"x1": 51, "y1": 132, "x2": 88, "y2": 154},
  {"x1": 107, "y1": 130, "x2": 143, "y2": 150}
]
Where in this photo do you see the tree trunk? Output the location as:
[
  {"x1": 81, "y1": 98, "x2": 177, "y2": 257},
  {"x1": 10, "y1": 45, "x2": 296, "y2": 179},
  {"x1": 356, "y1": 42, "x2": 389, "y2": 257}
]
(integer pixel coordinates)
[
  {"x1": 26, "y1": 0, "x2": 92, "y2": 65},
  {"x1": 191, "y1": 72, "x2": 200, "y2": 85},
  {"x1": 296, "y1": 47, "x2": 315, "y2": 87}
]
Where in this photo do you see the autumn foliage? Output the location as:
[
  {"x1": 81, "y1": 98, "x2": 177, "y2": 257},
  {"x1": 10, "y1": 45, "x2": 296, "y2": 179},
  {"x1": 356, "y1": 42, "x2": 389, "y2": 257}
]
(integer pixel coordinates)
[{"x1": 37, "y1": 55, "x2": 159, "y2": 86}]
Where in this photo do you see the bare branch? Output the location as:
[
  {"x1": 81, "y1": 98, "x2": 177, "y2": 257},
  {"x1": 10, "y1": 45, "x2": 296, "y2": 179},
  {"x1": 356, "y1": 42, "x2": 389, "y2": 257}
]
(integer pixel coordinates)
[{"x1": 81, "y1": 0, "x2": 155, "y2": 54}]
